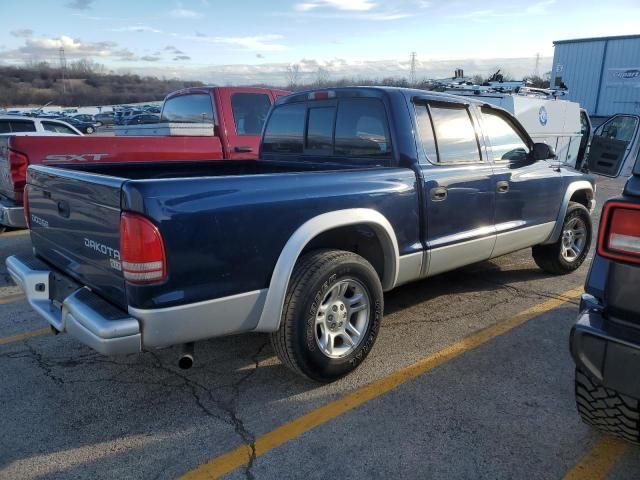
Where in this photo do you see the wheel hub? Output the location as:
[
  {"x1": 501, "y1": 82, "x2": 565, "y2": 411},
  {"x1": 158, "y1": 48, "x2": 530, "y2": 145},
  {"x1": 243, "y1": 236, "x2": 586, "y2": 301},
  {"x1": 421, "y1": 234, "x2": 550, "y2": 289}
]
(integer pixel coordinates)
[{"x1": 315, "y1": 278, "x2": 370, "y2": 358}]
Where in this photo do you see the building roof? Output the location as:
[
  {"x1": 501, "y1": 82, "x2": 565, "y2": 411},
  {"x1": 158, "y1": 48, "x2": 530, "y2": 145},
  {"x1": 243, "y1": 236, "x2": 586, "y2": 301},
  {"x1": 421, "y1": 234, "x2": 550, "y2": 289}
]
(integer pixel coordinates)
[{"x1": 553, "y1": 34, "x2": 640, "y2": 46}]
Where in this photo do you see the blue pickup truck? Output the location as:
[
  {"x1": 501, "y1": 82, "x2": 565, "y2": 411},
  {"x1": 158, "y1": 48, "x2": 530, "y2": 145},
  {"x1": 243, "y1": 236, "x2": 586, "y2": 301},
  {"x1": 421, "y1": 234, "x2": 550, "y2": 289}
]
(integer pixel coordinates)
[{"x1": 7, "y1": 87, "x2": 596, "y2": 381}]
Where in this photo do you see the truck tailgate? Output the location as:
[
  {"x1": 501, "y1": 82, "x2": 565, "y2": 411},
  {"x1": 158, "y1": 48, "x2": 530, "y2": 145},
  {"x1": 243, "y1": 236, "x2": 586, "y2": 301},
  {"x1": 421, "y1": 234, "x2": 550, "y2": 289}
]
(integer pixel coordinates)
[{"x1": 28, "y1": 166, "x2": 127, "y2": 308}]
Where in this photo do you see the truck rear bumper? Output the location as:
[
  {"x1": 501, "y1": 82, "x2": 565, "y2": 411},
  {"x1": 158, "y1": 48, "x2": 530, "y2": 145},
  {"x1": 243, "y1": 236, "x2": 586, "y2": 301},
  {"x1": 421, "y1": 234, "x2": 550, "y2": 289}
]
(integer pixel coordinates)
[
  {"x1": 570, "y1": 294, "x2": 640, "y2": 398},
  {"x1": 0, "y1": 199, "x2": 26, "y2": 228},
  {"x1": 6, "y1": 254, "x2": 141, "y2": 355}
]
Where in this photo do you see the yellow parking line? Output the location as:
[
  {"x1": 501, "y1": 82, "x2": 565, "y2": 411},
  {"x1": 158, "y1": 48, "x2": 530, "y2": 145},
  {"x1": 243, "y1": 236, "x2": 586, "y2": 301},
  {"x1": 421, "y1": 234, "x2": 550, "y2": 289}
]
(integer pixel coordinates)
[
  {"x1": 181, "y1": 286, "x2": 584, "y2": 480},
  {"x1": 0, "y1": 293, "x2": 25, "y2": 305},
  {"x1": 0, "y1": 327, "x2": 51, "y2": 346},
  {"x1": 563, "y1": 436, "x2": 628, "y2": 480}
]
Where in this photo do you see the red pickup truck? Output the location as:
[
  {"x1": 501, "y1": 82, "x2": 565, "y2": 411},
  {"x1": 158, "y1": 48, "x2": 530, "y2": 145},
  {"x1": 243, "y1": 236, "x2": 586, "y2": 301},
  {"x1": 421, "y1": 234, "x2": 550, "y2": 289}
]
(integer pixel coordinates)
[{"x1": 0, "y1": 86, "x2": 289, "y2": 231}]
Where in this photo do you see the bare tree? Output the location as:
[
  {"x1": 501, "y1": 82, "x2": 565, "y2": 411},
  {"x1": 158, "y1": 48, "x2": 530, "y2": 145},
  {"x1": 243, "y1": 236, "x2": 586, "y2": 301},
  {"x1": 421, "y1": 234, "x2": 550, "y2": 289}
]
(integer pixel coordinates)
[
  {"x1": 315, "y1": 66, "x2": 330, "y2": 87},
  {"x1": 285, "y1": 63, "x2": 301, "y2": 88}
]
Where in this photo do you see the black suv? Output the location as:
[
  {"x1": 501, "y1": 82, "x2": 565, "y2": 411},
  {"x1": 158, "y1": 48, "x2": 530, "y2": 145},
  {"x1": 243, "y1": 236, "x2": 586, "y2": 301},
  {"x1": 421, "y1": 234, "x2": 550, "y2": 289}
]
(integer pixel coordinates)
[{"x1": 571, "y1": 166, "x2": 640, "y2": 444}]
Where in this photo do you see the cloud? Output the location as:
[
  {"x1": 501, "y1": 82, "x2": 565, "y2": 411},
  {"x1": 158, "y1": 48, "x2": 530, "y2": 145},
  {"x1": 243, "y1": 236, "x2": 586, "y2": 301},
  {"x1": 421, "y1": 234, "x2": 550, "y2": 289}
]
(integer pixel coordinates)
[
  {"x1": 296, "y1": 0, "x2": 376, "y2": 12},
  {"x1": 526, "y1": 0, "x2": 556, "y2": 14},
  {"x1": 140, "y1": 55, "x2": 161, "y2": 62},
  {"x1": 169, "y1": 7, "x2": 202, "y2": 18},
  {"x1": 18, "y1": 35, "x2": 115, "y2": 58},
  {"x1": 111, "y1": 25, "x2": 163, "y2": 33},
  {"x1": 164, "y1": 45, "x2": 185, "y2": 54},
  {"x1": 194, "y1": 34, "x2": 287, "y2": 52},
  {"x1": 10, "y1": 29, "x2": 33, "y2": 38},
  {"x1": 66, "y1": 0, "x2": 94, "y2": 10},
  {"x1": 173, "y1": 55, "x2": 191, "y2": 61}
]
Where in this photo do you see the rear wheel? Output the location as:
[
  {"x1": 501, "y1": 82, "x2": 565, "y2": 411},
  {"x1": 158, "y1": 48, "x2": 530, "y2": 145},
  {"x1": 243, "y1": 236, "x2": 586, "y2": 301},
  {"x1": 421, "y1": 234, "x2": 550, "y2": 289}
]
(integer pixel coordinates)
[
  {"x1": 270, "y1": 249, "x2": 383, "y2": 382},
  {"x1": 532, "y1": 202, "x2": 592, "y2": 274},
  {"x1": 575, "y1": 368, "x2": 640, "y2": 445},
  {"x1": 85, "y1": 126, "x2": 95, "y2": 134}
]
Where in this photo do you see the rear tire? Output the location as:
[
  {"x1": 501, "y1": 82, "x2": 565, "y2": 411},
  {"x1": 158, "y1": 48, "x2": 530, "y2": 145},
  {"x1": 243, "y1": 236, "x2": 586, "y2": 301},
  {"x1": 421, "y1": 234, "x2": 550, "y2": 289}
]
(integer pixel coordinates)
[
  {"x1": 270, "y1": 249, "x2": 383, "y2": 382},
  {"x1": 86, "y1": 126, "x2": 95, "y2": 134},
  {"x1": 575, "y1": 368, "x2": 640, "y2": 445},
  {"x1": 532, "y1": 202, "x2": 592, "y2": 275}
]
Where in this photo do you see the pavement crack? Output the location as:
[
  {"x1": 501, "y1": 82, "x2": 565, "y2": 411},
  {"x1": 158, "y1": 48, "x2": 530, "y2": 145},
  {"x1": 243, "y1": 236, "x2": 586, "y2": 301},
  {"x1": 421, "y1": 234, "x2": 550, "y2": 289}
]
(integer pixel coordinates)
[{"x1": 23, "y1": 342, "x2": 64, "y2": 385}]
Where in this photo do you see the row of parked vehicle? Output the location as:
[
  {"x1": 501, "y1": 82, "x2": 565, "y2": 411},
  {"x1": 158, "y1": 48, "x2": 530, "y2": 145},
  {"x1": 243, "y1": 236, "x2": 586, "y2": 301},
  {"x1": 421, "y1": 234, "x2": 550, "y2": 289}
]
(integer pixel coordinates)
[{"x1": 1, "y1": 85, "x2": 639, "y2": 445}]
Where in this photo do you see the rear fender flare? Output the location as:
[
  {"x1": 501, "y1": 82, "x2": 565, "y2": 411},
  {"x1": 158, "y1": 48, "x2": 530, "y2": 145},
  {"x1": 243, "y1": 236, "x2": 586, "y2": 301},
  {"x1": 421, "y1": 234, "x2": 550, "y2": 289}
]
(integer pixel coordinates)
[
  {"x1": 542, "y1": 180, "x2": 594, "y2": 244},
  {"x1": 253, "y1": 208, "x2": 399, "y2": 333}
]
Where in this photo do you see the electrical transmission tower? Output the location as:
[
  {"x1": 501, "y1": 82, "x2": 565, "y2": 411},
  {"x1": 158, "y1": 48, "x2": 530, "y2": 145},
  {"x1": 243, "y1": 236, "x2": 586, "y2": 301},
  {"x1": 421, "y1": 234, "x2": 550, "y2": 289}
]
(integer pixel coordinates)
[
  {"x1": 534, "y1": 53, "x2": 540, "y2": 77},
  {"x1": 410, "y1": 51, "x2": 417, "y2": 85},
  {"x1": 59, "y1": 47, "x2": 67, "y2": 94}
]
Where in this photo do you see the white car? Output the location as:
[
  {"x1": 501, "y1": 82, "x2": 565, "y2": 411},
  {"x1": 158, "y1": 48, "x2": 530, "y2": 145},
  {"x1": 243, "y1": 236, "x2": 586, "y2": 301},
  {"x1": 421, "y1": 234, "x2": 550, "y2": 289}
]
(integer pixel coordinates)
[{"x1": 0, "y1": 115, "x2": 82, "y2": 136}]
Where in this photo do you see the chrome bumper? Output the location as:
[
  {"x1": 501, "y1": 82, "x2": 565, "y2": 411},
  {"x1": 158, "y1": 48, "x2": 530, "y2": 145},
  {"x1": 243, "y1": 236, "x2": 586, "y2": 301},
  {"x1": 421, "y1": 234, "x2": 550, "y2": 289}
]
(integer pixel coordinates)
[
  {"x1": 6, "y1": 255, "x2": 141, "y2": 355},
  {"x1": 0, "y1": 199, "x2": 26, "y2": 228}
]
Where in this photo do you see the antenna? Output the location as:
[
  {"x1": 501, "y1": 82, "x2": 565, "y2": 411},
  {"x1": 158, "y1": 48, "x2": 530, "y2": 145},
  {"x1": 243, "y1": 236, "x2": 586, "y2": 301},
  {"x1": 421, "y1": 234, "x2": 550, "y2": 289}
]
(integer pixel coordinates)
[
  {"x1": 59, "y1": 47, "x2": 67, "y2": 95},
  {"x1": 410, "y1": 51, "x2": 417, "y2": 85}
]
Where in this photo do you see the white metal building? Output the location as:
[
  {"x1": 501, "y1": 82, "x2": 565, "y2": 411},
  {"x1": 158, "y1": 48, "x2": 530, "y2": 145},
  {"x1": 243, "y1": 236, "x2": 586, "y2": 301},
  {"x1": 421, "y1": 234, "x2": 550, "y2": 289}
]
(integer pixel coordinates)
[{"x1": 552, "y1": 34, "x2": 640, "y2": 118}]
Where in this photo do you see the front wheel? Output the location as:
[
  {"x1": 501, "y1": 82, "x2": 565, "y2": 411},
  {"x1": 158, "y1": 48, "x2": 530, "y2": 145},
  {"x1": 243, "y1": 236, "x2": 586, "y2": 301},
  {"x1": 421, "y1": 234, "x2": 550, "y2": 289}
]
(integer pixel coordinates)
[
  {"x1": 532, "y1": 202, "x2": 592, "y2": 274},
  {"x1": 270, "y1": 249, "x2": 383, "y2": 382}
]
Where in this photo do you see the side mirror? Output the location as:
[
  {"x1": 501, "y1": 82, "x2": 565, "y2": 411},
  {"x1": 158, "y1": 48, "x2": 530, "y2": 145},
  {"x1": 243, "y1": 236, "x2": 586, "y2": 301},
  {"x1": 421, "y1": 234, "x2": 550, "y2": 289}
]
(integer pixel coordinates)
[{"x1": 531, "y1": 142, "x2": 556, "y2": 161}]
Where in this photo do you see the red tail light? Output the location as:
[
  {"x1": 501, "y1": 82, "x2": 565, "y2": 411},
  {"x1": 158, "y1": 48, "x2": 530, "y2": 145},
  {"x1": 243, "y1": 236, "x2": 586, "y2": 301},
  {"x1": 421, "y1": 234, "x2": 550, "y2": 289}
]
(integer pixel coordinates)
[
  {"x1": 119, "y1": 213, "x2": 167, "y2": 284},
  {"x1": 8, "y1": 149, "x2": 28, "y2": 202},
  {"x1": 597, "y1": 201, "x2": 640, "y2": 264},
  {"x1": 23, "y1": 186, "x2": 31, "y2": 229}
]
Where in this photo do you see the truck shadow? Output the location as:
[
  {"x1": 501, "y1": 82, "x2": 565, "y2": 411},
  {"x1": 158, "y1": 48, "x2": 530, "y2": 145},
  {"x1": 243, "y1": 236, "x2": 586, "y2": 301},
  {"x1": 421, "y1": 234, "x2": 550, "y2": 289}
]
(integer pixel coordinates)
[{"x1": 0, "y1": 257, "x2": 578, "y2": 478}]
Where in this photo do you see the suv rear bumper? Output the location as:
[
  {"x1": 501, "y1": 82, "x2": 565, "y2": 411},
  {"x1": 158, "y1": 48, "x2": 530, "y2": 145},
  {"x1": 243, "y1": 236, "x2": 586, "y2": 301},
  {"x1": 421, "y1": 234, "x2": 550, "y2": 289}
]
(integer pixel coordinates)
[
  {"x1": 0, "y1": 199, "x2": 26, "y2": 228},
  {"x1": 6, "y1": 254, "x2": 141, "y2": 355},
  {"x1": 570, "y1": 294, "x2": 640, "y2": 398}
]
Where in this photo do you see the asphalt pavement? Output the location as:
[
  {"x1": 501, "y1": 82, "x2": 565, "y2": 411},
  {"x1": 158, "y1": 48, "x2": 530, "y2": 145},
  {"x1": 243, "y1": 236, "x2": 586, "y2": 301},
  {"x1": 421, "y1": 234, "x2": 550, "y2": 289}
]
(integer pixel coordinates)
[{"x1": 0, "y1": 175, "x2": 638, "y2": 479}]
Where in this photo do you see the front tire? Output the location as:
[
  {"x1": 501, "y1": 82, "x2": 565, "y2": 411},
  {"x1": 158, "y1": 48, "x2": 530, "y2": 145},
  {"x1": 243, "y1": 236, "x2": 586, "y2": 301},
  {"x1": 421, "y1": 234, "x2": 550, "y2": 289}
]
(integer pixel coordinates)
[
  {"x1": 270, "y1": 249, "x2": 383, "y2": 382},
  {"x1": 532, "y1": 202, "x2": 592, "y2": 275},
  {"x1": 575, "y1": 368, "x2": 640, "y2": 445}
]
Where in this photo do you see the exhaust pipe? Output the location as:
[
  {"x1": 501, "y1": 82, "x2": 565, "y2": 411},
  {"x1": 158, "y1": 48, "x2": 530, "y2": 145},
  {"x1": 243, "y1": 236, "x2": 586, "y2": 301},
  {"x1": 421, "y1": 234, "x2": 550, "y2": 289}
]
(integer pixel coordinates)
[{"x1": 178, "y1": 342, "x2": 195, "y2": 370}]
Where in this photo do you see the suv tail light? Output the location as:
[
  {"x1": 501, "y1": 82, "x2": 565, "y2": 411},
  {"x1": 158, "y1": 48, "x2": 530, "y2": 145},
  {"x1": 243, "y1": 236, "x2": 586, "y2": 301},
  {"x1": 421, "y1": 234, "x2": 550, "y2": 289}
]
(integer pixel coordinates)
[
  {"x1": 8, "y1": 149, "x2": 28, "y2": 201},
  {"x1": 23, "y1": 186, "x2": 30, "y2": 229},
  {"x1": 119, "y1": 213, "x2": 167, "y2": 284},
  {"x1": 597, "y1": 201, "x2": 640, "y2": 264}
]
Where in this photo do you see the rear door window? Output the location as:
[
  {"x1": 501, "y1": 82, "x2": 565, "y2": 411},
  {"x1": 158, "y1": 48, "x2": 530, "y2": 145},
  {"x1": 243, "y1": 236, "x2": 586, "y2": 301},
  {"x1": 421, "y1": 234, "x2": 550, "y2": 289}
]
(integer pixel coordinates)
[
  {"x1": 161, "y1": 93, "x2": 214, "y2": 123},
  {"x1": 9, "y1": 120, "x2": 36, "y2": 133},
  {"x1": 0, "y1": 121, "x2": 10, "y2": 134},
  {"x1": 334, "y1": 99, "x2": 390, "y2": 157},
  {"x1": 42, "y1": 121, "x2": 79, "y2": 135},
  {"x1": 262, "y1": 103, "x2": 306, "y2": 154},
  {"x1": 429, "y1": 106, "x2": 481, "y2": 163},
  {"x1": 231, "y1": 93, "x2": 272, "y2": 135}
]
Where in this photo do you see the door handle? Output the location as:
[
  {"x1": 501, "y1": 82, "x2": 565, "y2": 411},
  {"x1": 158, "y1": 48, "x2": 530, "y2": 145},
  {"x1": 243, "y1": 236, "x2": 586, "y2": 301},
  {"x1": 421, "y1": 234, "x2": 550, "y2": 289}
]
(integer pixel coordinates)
[
  {"x1": 430, "y1": 186, "x2": 448, "y2": 201},
  {"x1": 496, "y1": 181, "x2": 510, "y2": 194},
  {"x1": 234, "y1": 146, "x2": 253, "y2": 153}
]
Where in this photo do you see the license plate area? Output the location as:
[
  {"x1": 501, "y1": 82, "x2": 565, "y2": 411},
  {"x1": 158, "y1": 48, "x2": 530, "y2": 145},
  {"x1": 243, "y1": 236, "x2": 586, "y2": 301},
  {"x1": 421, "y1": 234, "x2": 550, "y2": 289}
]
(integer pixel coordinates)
[{"x1": 49, "y1": 270, "x2": 81, "y2": 304}]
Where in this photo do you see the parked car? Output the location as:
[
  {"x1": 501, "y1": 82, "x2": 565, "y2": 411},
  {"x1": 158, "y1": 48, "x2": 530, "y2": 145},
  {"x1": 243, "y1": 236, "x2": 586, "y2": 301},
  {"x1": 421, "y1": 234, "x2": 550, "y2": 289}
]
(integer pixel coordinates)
[
  {"x1": 62, "y1": 116, "x2": 98, "y2": 134},
  {"x1": 94, "y1": 112, "x2": 115, "y2": 126},
  {"x1": 0, "y1": 87, "x2": 290, "y2": 231},
  {"x1": 0, "y1": 115, "x2": 82, "y2": 136},
  {"x1": 125, "y1": 114, "x2": 159, "y2": 125},
  {"x1": 571, "y1": 166, "x2": 640, "y2": 444},
  {"x1": 72, "y1": 114, "x2": 98, "y2": 124},
  {"x1": 114, "y1": 109, "x2": 143, "y2": 125},
  {"x1": 7, "y1": 87, "x2": 596, "y2": 382}
]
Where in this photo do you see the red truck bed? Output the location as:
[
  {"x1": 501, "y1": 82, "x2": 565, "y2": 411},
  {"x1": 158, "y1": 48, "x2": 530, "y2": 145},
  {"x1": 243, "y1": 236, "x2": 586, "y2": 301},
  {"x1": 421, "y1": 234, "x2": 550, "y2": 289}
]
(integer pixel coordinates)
[{"x1": 0, "y1": 86, "x2": 290, "y2": 230}]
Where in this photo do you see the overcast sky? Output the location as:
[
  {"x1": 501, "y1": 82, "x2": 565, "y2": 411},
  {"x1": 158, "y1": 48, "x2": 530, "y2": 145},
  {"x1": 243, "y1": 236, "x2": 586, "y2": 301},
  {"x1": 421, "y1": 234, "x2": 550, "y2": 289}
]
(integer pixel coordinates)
[{"x1": 1, "y1": 0, "x2": 638, "y2": 85}]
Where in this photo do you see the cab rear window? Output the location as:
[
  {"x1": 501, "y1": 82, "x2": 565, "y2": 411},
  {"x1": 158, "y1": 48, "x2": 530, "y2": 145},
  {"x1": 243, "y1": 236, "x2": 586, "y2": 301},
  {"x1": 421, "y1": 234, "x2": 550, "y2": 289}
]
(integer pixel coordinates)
[{"x1": 262, "y1": 97, "x2": 391, "y2": 159}]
